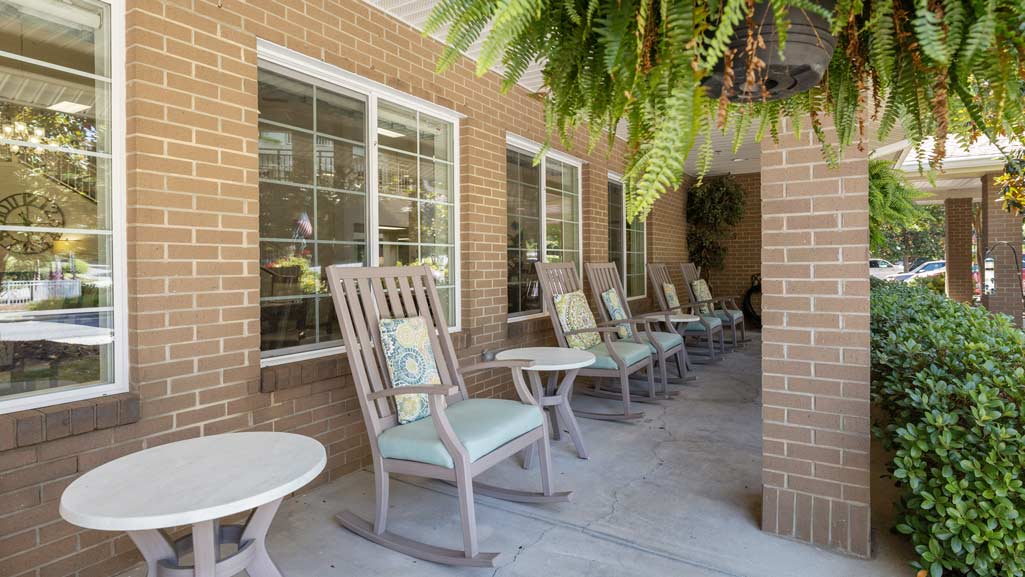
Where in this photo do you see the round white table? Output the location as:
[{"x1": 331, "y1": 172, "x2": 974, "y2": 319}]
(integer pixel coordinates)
[
  {"x1": 60, "y1": 432, "x2": 326, "y2": 577},
  {"x1": 495, "y1": 347, "x2": 595, "y2": 461},
  {"x1": 640, "y1": 311, "x2": 701, "y2": 324}
]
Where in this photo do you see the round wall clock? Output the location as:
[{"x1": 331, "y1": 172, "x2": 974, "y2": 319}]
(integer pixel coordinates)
[{"x1": 0, "y1": 193, "x2": 65, "y2": 254}]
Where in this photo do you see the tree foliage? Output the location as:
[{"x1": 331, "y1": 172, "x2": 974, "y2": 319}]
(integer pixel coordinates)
[
  {"x1": 875, "y1": 204, "x2": 945, "y2": 267},
  {"x1": 869, "y1": 158, "x2": 926, "y2": 253},
  {"x1": 425, "y1": 0, "x2": 1025, "y2": 222}
]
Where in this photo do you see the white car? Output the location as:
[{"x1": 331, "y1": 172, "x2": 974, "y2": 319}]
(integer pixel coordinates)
[
  {"x1": 869, "y1": 258, "x2": 903, "y2": 279},
  {"x1": 893, "y1": 260, "x2": 946, "y2": 283}
]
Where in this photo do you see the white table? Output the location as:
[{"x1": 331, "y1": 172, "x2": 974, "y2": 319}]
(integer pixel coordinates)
[
  {"x1": 496, "y1": 347, "x2": 595, "y2": 461},
  {"x1": 639, "y1": 311, "x2": 701, "y2": 324},
  {"x1": 60, "y1": 432, "x2": 326, "y2": 577}
]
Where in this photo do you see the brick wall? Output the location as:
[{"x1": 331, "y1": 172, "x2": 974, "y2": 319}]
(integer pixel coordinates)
[
  {"x1": 981, "y1": 174, "x2": 1024, "y2": 327},
  {"x1": 759, "y1": 119, "x2": 872, "y2": 557},
  {"x1": 0, "y1": 2, "x2": 688, "y2": 576},
  {"x1": 707, "y1": 172, "x2": 761, "y2": 312},
  {"x1": 944, "y1": 197, "x2": 975, "y2": 303}
]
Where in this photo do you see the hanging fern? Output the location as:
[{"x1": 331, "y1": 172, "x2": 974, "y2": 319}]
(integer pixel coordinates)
[{"x1": 425, "y1": 0, "x2": 1025, "y2": 222}]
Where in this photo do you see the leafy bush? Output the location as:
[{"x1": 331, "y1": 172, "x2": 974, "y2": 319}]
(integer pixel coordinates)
[
  {"x1": 871, "y1": 281, "x2": 1025, "y2": 576},
  {"x1": 911, "y1": 272, "x2": 946, "y2": 295}
]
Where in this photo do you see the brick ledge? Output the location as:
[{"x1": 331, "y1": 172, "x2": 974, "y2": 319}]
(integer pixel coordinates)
[{"x1": 0, "y1": 392, "x2": 140, "y2": 451}]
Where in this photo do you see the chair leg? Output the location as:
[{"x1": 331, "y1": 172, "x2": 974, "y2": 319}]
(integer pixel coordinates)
[
  {"x1": 455, "y1": 465, "x2": 479, "y2": 559},
  {"x1": 620, "y1": 369, "x2": 632, "y2": 416},
  {"x1": 719, "y1": 328, "x2": 726, "y2": 354},
  {"x1": 537, "y1": 429, "x2": 554, "y2": 497},
  {"x1": 373, "y1": 460, "x2": 389, "y2": 535},
  {"x1": 675, "y1": 349, "x2": 687, "y2": 381},
  {"x1": 646, "y1": 361, "x2": 655, "y2": 399},
  {"x1": 706, "y1": 330, "x2": 716, "y2": 360}
]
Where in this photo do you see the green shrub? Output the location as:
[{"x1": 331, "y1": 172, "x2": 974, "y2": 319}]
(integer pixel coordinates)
[
  {"x1": 911, "y1": 272, "x2": 946, "y2": 295},
  {"x1": 872, "y1": 281, "x2": 1025, "y2": 576}
]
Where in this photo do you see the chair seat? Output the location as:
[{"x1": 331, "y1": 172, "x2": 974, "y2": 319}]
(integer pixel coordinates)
[
  {"x1": 644, "y1": 331, "x2": 684, "y2": 353},
  {"x1": 684, "y1": 315, "x2": 723, "y2": 333},
  {"x1": 714, "y1": 309, "x2": 744, "y2": 323},
  {"x1": 585, "y1": 341, "x2": 651, "y2": 370},
  {"x1": 378, "y1": 399, "x2": 543, "y2": 469}
]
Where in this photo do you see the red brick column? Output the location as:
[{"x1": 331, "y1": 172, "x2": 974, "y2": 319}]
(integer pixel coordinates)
[
  {"x1": 981, "y1": 174, "x2": 1024, "y2": 327},
  {"x1": 759, "y1": 120, "x2": 872, "y2": 557},
  {"x1": 944, "y1": 198, "x2": 975, "y2": 303}
]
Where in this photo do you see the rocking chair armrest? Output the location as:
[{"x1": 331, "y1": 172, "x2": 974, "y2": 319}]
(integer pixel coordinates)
[
  {"x1": 457, "y1": 359, "x2": 536, "y2": 375},
  {"x1": 596, "y1": 317, "x2": 655, "y2": 327},
  {"x1": 366, "y1": 385, "x2": 460, "y2": 401}
]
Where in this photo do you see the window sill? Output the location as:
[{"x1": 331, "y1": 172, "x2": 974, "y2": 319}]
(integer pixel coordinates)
[
  {"x1": 0, "y1": 392, "x2": 140, "y2": 452},
  {"x1": 507, "y1": 312, "x2": 548, "y2": 323}
]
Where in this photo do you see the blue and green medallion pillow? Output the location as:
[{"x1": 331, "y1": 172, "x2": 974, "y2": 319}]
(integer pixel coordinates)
[
  {"x1": 663, "y1": 283, "x2": 682, "y2": 311},
  {"x1": 600, "y1": 288, "x2": 633, "y2": 339},
  {"x1": 553, "y1": 290, "x2": 601, "y2": 350},
  {"x1": 379, "y1": 316, "x2": 441, "y2": 424}
]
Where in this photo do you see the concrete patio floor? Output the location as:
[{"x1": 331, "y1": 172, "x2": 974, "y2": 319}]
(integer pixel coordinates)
[{"x1": 120, "y1": 334, "x2": 914, "y2": 577}]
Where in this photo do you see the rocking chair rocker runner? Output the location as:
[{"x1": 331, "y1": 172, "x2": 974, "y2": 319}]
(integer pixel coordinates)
[
  {"x1": 326, "y1": 265, "x2": 571, "y2": 567},
  {"x1": 535, "y1": 262, "x2": 656, "y2": 420}
]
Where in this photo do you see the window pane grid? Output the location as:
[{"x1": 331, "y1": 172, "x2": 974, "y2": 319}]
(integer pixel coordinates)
[
  {"x1": 259, "y1": 65, "x2": 458, "y2": 358},
  {"x1": 0, "y1": 0, "x2": 118, "y2": 404}
]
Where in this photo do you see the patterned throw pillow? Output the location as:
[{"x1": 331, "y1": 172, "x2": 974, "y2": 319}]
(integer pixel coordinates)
[
  {"x1": 663, "y1": 282, "x2": 682, "y2": 311},
  {"x1": 379, "y1": 316, "x2": 441, "y2": 424},
  {"x1": 690, "y1": 279, "x2": 713, "y2": 314},
  {"x1": 600, "y1": 288, "x2": 633, "y2": 339},
  {"x1": 553, "y1": 290, "x2": 601, "y2": 350}
]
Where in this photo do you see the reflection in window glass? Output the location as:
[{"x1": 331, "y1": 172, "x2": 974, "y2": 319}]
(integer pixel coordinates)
[
  {"x1": 607, "y1": 179, "x2": 646, "y2": 298},
  {"x1": 507, "y1": 148, "x2": 541, "y2": 316},
  {"x1": 258, "y1": 65, "x2": 458, "y2": 358},
  {"x1": 506, "y1": 146, "x2": 580, "y2": 317},
  {"x1": 0, "y1": 0, "x2": 117, "y2": 404},
  {"x1": 377, "y1": 103, "x2": 456, "y2": 322},
  {"x1": 258, "y1": 69, "x2": 367, "y2": 355}
]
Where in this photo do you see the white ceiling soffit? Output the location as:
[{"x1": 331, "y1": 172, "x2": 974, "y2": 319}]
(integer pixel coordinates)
[{"x1": 899, "y1": 135, "x2": 1020, "y2": 176}]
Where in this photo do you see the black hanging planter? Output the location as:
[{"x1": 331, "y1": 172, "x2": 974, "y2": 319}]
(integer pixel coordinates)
[{"x1": 703, "y1": 0, "x2": 838, "y2": 102}]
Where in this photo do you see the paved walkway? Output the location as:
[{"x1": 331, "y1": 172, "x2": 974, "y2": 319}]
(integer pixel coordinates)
[{"x1": 121, "y1": 334, "x2": 914, "y2": 577}]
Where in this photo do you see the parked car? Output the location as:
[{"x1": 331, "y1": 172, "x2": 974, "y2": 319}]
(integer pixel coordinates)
[
  {"x1": 893, "y1": 260, "x2": 945, "y2": 283},
  {"x1": 869, "y1": 258, "x2": 903, "y2": 279}
]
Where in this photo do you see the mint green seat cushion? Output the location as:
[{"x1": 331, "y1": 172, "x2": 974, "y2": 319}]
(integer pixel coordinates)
[
  {"x1": 714, "y1": 309, "x2": 744, "y2": 323},
  {"x1": 377, "y1": 399, "x2": 543, "y2": 469},
  {"x1": 685, "y1": 315, "x2": 723, "y2": 333},
  {"x1": 585, "y1": 341, "x2": 651, "y2": 370},
  {"x1": 645, "y1": 331, "x2": 684, "y2": 353}
]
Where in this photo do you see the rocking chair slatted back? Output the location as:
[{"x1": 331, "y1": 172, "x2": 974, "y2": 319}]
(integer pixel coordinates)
[
  {"x1": 648, "y1": 262, "x2": 678, "y2": 313},
  {"x1": 679, "y1": 263, "x2": 701, "y2": 301},
  {"x1": 584, "y1": 262, "x2": 630, "y2": 324},
  {"x1": 325, "y1": 265, "x2": 466, "y2": 438},
  {"x1": 534, "y1": 262, "x2": 584, "y2": 348}
]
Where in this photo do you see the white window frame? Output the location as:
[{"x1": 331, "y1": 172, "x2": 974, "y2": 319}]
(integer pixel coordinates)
[
  {"x1": 505, "y1": 134, "x2": 584, "y2": 322},
  {"x1": 0, "y1": 0, "x2": 128, "y2": 414},
  {"x1": 608, "y1": 171, "x2": 647, "y2": 300},
  {"x1": 258, "y1": 41, "x2": 463, "y2": 367}
]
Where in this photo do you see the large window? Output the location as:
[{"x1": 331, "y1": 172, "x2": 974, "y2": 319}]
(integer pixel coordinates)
[
  {"x1": 0, "y1": 0, "x2": 125, "y2": 412},
  {"x1": 506, "y1": 136, "x2": 582, "y2": 318},
  {"x1": 607, "y1": 175, "x2": 647, "y2": 298},
  {"x1": 258, "y1": 46, "x2": 458, "y2": 362}
]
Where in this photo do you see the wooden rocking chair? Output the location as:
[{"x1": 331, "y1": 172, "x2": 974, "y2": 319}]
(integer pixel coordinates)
[
  {"x1": 535, "y1": 261, "x2": 656, "y2": 420},
  {"x1": 648, "y1": 262, "x2": 726, "y2": 361},
  {"x1": 680, "y1": 262, "x2": 747, "y2": 347},
  {"x1": 326, "y1": 265, "x2": 571, "y2": 568},
  {"x1": 585, "y1": 261, "x2": 691, "y2": 397}
]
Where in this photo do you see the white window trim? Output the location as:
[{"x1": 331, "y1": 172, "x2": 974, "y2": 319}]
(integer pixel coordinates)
[
  {"x1": 257, "y1": 42, "x2": 462, "y2": 368},
  {"x1": 0, "y1": 0, "x2": 128, "y2": 414},
  {"x1": 506, "y1": 134, "x2": 584, "y2": 322},
  {"x1": 608, "y1": 171, "x2": 647, "y2": 301}
]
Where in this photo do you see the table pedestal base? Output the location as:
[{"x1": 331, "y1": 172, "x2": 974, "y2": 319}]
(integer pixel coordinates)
[
  {"x1": 129, "y1": 498, "x2": 284, "y2": 577},
  {"x1": 522, "y1": 369, "x2": 588, "y2": 468}
]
